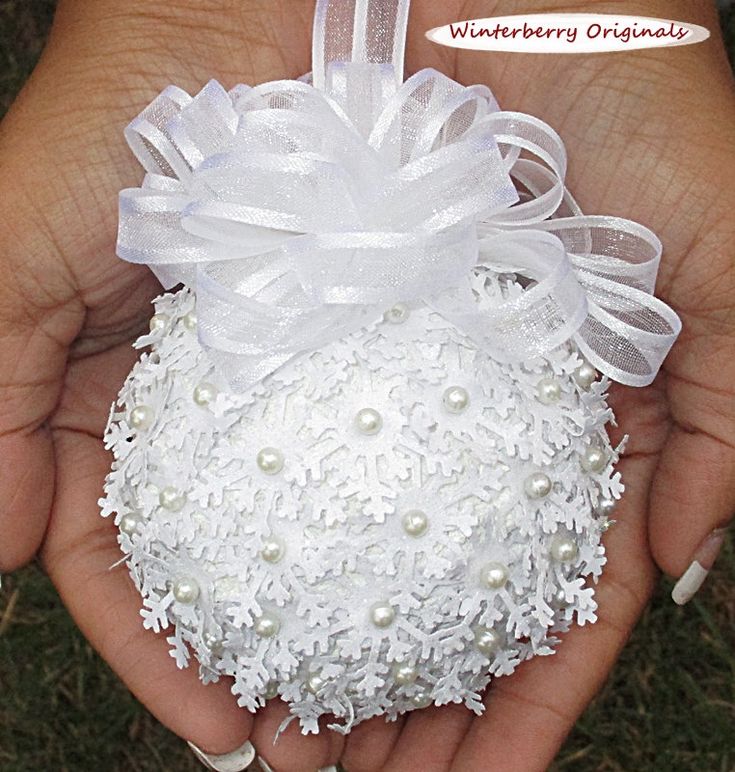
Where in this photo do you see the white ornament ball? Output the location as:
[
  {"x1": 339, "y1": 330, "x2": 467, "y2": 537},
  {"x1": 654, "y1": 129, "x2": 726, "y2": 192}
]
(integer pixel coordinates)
[{"x1": 102, "y1": 275, "x2": 621, "y2": 735}]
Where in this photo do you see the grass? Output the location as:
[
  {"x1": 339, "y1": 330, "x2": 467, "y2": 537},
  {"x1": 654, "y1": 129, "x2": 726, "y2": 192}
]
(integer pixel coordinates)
[{"x1": 1, "y1": 2, "x2": 734, "y2": 770}]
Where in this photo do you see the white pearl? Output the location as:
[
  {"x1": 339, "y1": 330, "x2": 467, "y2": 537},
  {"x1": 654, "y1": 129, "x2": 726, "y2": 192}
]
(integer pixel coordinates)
[
  {"x1": 183, "y1": 311, "x2": 197, "y2": 331},
  {"x1": 442, "y1": 386, "x2": 470, "y2": 414},
  {"x1": 554, "y1": 588, "x2": 567, "y2": 606},
  {"x1": 370, "y1": 602, "x2": 396, "y2": 628},
  {"x1": 384, "y1": 302, "x2": 409, "y2": 324},
  {"x1": 402, "y1": 509, "x2": 428, "y2": 537},
  {"x1": 193, "y1": 382, "x2": 218, "y2": 407},
  {"x1": 573, "y1": 361, "x2": 597, "y2": 389},
  {"x1": 159, "y1": 486, "x2": 186, "y2": 511},
  {"x1": 411, "y1": 691, "x2": 432, "y2": 709},
  {"x1": 264, "y1": 680, "x2": 279, "y2": 699},
  {"x1": 580, "y1": 446, "x2": 608, "y2": 474},
  {"x1": 394, "y1": 663, "x2": 418, "y2": 685},
  {"x1": 173, "y1": 577, "x2": 199, "y2": 604},
  {"x1": 254, "y1": 614, "x2": 280, "y2": 638},
  {"x1": 256, "y1": 447, "x2": 284, "y2": 475},
  {"x1": 479, "y1": 562, "x2": 509, "y2": 590},
  {"x1": 355, "y1": 408, "x2": 383, "y2": 436},
  {"x1": 119, "y1": 512, "x2": 142, "y2": 536},
  {"x1": 129, "y1": 405, "x2": 154, "y2": 430},
  {"x1": 523, "y1": 472, "x2": 552, "y2": 499},
  {"x1": 260, "y1": 536, "x2": 285, "y2": 564},
  {"x1": 598, "y1": 499, "x2": 616, "y2": 517},
  {"x1": 474, "y1": 626, "x2": 502, "y2": 656},
  {"x1": 550, "y1": 534, "x2": 579, "y2": 563},
  {"x1": 536, "y1": 377, "x2": 562, "y2": 404},
  {"x1": 202, "y1": 629, "x2": 223, "y2": 652},
  {"x1": 306, "y1": 672, "x2": 326, "y2": 694},
  {"x1": 149, "y1": 313, "x2": 169, "y2": 333}
]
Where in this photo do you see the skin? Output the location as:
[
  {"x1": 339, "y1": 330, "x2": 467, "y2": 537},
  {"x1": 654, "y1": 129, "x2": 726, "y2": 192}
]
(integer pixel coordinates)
[{"x1": 0, "y1": 0, "x2": 733, "y2": 769}]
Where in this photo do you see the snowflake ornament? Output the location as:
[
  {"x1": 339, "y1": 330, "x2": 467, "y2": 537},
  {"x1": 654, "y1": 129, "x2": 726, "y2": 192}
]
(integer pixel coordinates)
[
  {"x1": 103, "y1": 277, "x2": 621, "y2": 733},
  {"x1": 102, "y1": 0, "x2": 680, "y2": 737}
]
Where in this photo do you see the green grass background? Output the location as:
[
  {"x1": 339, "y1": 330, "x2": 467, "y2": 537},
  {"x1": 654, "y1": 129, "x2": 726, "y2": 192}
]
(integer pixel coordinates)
[{"x1": 1, "y1": 2, "x2": 734, "y2": 771}]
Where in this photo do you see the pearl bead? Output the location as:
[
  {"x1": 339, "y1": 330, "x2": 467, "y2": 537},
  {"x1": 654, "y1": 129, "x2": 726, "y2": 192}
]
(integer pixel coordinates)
[
  {"x1": 183, "y1": 311, "x2": 197, "y2": 331},
  {"x1": 260, "y1": 536, "x2": 285, "y2": 564},
  {"x1": 524, "y1": 472, "x2": 552, "y2": 499},
  {"x1": 442, "y1": 386, "x2": 470, "y2": 414},
  {"x1": 306, "y1": 672, "x2": 326, "y2": 694},
  {"x1": 119, "y1": 512, "x2": 142, "y2": 536},
  {"x1": 394, "y1": 663, "x2": 418, "y2": 685},
  {"x1": 264, "y1": 680, "x2": 279, "y2": 699},
  {"x1": 550, "y1": 534, "x2": 579, "y2": 563},
  {"x1": 573, "y1": 361, "x2": 597, "y2": 389},
  {"x1": 370, "y1": 602, "x2": 396, "y2": 628},
  {"x1": 355, "y1": 408, "x2": 383, "y2": 436},
  {"x1": 256, "y1": 447, "x2": 284, "y2": 475},
  {"x1": 402, "y1": 509, "x2": 428, "y2": 537},
  {"x1": 202, "y1": 630, "x2": 223, "y2": 652},
  {"x1": 598, "y1": 499, "x2": 616, "y2": 518},
  {"x1": 193, "y1": 382, "x2": 218, "y2": 407},
  {"x1": 580, "y1": 446, "x2": 608, "y2": 474},
  {"x1": 173, "y1": 577, "x2": 199, "y2": 604},
  {"x1": 159, "y1": 486, "x2": 186, "y2": 511},
  {"x1": 554, "y1": 588, "x2": 568, "y2": 606},
  {"x1": 129, "y1": 405, "x2": 154, "y2": 430},
  {"x1": 479, "y1": 562, "x2": 509, "y2": 590},
  {"x1": 254, "y1": 614, "x2": 280, "y2": 638},
  {"x1": 149, "y1": 313, "x2": 169, "y2": 333},
  {"x1": 411, "y1": 691, "x2": 432, "y2": 709},
  {"x1": 536, "y1": 377, "x2": 562, "y2": 404},
  {"x1": 474, "y1": 626, "x2": 502, "y2": 656},
  {"x1": 384, "y1": 302, "x2": 409, "y2": 324}
]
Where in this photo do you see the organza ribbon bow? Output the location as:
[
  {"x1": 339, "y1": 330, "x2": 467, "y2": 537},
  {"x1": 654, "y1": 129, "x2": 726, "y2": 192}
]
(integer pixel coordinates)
[{"x1": 117, "y1": 0, "x2": 681, "y2": 390}]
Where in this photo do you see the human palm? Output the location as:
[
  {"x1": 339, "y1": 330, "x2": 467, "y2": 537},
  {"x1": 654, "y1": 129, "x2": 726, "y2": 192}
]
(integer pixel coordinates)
[{"x1": 1, "y1": 1, "x2": 733, "y2": 770}]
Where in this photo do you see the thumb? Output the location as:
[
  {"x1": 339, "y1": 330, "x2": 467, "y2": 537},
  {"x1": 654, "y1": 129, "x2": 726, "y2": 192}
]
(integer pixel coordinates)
[{"x1": 0, "y1": 215, "x2": 82, "y2": 571}]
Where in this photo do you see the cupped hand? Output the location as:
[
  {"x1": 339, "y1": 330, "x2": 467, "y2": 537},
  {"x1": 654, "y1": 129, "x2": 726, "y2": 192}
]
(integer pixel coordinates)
[{"x1": 1, "y1": 1, "x2": 733, "y2": 771}]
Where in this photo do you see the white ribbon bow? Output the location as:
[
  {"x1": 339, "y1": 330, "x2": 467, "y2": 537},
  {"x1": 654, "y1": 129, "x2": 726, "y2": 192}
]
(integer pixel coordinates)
[{"x1": 117, "y1": 0, "x2": 681, "y2": 390}]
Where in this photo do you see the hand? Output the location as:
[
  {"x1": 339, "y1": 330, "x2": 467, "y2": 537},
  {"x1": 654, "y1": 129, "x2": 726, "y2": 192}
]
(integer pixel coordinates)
[
  {"x1": 1, "y1": 2, "x2": 733, "y2": 772},
  {"x1": 0, "y1": 0, "x2": 337, "y2": 767},
  {"x1": 335, "y1": 2, "x2": 735, "y2": 770}
]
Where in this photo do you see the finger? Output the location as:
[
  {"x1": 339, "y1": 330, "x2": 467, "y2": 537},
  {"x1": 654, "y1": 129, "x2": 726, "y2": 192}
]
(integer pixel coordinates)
[
  {"x1": 648, "y1": 322, "x2": 735, "y2": 592},
  {"x1": 340, "y1": 714, "x2": 406, "y2": 772},
  {"x1": 447, "y1": 456, "x2": 658, "y2": 772},
  {"x1": 387, "y1": 703, "x2": 474, "y2": 772},
  {"x1": 648, "y1": 390, "x2": 735, "y2": 599},
  {"x1": 249, "y1": 700, "x2": 345, "y2": 772}
]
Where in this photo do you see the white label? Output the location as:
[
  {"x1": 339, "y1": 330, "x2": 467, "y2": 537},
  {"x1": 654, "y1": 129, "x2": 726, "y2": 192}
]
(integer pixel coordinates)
[{"x1": 425, "y1": 13, "x2": 710, "y2": 54}]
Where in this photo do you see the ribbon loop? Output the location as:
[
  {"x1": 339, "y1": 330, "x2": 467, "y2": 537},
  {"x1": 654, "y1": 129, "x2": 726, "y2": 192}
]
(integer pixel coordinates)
[{"x1": 117, "y1": 0, "x2": 680, "y2": 390}]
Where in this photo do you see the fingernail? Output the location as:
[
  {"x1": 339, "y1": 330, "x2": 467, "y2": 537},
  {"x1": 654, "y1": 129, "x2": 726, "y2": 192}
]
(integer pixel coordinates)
[
  {"x1": 188, "y1": 739, "x2": 256, "y2": 771},
  {"x1": 671, "y1": 527, "x2": 728, "y2": 605}
]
